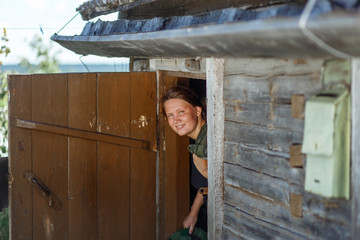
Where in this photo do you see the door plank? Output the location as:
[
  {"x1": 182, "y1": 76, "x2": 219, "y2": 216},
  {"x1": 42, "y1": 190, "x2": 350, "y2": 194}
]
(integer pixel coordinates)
[
  {"x1": 8, "y1": 75, "x2": 33, "y2": 239},
  {"x1": 68, "y1": 137, "x2": 97, "y2": 240},
  {"x1": 97, "y1": 142, "x2": 130, "y2": 240},
  {"x1": 16, "y1": 119, "x2": 150, "y2": 150},
  {"x1": 97, "y1": 73, "x2": 131, "y2": 137},
  {"x1": 32, "y1": 131, "x2": 68, "y2": 240},
  {"x1": 130, "y1": 72, "x2": 157, "y2": 151},
  {"x1": 130, "y1": 148, "x2": 156, "y2": 240},
  {"x1": 68, "y1": 73, "x2": 97, "y2": 131},
  {"x1": 32, "y1": 74, "x2": 68, "y2": 126},
  {"x1": 8, "y1": 74, "x2": 32, "y2": 120},
  {"x1": 160, "y1": 75, "x2": 191, "y2": 238},
  {"x1": 8, "y1": 127, "x2": 32, "y2": 240},
  {"x1": 164, "y1": 123, "x2": 190, "y2": 236}
]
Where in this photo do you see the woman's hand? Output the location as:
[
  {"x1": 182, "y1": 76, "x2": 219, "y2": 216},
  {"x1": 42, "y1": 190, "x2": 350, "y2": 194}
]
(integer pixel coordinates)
[
  {"x1": 193, "y1": 154, "x2": 208, "y2": 178},
  {"x1": 183, "y1": 212, "x2": 198, "y2": 234},
  {"x1": 183, "y1": 191, "x2": 204, "y2": 234}
]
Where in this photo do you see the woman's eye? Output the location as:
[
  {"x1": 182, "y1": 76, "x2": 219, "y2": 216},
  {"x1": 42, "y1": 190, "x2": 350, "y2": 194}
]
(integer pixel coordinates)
[
  {"x1": 168, "y1": 114, "x2": 173, "y2": 118},
  {"x1": 179, "y1": 111, "x2": 184, "y2": 114}
]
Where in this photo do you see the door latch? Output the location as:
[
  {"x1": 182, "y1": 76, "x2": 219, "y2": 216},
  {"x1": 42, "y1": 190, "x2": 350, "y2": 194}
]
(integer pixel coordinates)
[{"x1": 23, "y1": 170, "x2": 62, "y2": 210}]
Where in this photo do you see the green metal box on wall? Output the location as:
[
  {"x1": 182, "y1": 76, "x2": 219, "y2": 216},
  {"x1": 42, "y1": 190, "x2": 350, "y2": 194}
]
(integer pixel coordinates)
[{"x1": 302, "y1": 88, "x2": 350, "y2": 199}]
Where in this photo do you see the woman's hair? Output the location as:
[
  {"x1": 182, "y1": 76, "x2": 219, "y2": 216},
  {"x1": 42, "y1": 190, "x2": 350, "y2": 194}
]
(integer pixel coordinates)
[{"x1": 161, "y1": 85, "x2": 206, "y2": 120}]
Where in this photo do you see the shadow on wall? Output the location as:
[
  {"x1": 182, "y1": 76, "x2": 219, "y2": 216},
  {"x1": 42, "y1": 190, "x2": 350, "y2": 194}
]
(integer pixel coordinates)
[{"x1": 0, "y1": 157, "x2": 8, "y2": 210}]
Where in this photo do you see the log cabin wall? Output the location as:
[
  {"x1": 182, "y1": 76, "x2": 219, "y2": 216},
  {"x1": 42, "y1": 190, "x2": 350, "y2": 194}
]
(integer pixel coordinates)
[{"x1": 221, "y1": 58, "x2": 351, "y2": 239}]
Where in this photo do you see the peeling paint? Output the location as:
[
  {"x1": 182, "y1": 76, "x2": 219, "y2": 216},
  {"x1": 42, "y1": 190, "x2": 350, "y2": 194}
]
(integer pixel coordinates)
[
  {"x1": 233, "y1": 102, "x2": 243, "y2": 112},
  {"x1": 43, "y1": 214, "x2": 54, "y2": 240},
  {"x1": 98, "y1": 122, "x2": 110, "y2": 132},
  {"x1": 132, "y1": 115, "x2": 152, "y2": 128},
  {"x1": 89, "y1": 116, "x2": 96, "y2": 128}
]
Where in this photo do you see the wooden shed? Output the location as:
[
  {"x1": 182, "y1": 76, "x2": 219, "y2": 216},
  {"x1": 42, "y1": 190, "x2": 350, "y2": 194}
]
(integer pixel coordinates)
[{"x1": 9, "y1": 0, "x2": 360, "y2": 239}]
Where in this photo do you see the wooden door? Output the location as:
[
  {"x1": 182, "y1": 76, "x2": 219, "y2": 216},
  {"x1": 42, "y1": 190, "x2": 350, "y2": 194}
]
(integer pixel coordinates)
[
  {"x1": 158, "y1": 73, "x2": 192, "y2": 239},
  {"x1": 8, "y1": 72, "x2": 156, "y2": 240}
]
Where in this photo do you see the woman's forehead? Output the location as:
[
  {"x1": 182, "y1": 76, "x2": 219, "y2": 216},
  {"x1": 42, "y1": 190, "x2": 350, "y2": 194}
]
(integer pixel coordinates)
[{"x1": 164, "y1": 98, "x2": 193, "y2": 111}]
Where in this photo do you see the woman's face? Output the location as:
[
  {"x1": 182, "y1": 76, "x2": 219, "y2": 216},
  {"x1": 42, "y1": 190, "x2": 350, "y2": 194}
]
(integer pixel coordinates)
[{"x1": 164, "y1": 98, "x2": 201, "y2": 137}]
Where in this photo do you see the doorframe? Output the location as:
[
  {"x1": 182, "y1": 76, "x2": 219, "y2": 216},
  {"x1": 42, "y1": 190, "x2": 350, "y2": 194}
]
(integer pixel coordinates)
[
  {"x1": 351, "y1": 58, "x2": 360, "y2": 239},
  {"x1": 206, "y1": 58, "x2": 225, "y2": 240},
  {"x1": 153, "y1": 58, "x2": 225, "y2": 240}
]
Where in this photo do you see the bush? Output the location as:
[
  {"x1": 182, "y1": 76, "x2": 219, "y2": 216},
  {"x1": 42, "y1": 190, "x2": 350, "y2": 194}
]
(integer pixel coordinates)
[{"x1": 0, "y1": 208, "x2": 9, "y2": 240}]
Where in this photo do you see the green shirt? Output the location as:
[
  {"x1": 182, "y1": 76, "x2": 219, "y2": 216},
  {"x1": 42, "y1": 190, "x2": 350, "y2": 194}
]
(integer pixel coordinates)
[{"x1": 187, "y1": 122, "x2": 207, "y2": 159}]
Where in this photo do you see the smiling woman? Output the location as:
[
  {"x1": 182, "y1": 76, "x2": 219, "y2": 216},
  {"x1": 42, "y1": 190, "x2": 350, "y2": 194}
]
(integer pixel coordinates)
[
  {"x1": 164, "y1": 98, "x2": 202, "y2": 139},
  {"x1": 162, "y1": 85, "x2": 208, "y2": 235}
]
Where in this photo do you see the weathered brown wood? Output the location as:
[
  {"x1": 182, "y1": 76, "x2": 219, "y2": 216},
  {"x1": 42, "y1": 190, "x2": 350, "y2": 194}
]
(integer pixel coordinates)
[
  {"x1": 150, "y1": 59, "x2": 206, "y2": 75},
  {"x1": 206, "y1": 58, "x2": 225, "y2": 240},
  {"x1": 157, "y1": 70, "x2": 166, "y2": 239},
  {"x1": 97, "y1": 142, "x2": 130, "y2": 239},
  {"x1": 223, "y1": 204, "x2": 306, "y2": 240},
  {"x1": 162, "y1": 70, "x2": 206, "y2": 80},
  {"x1": 32, "y1": 131, "x2": 68, "y2": 240},
  {"x1": 8, "y1": 75, "x2": 33, "y2": 239},
  {"x1": 351, "y1": 58, "x2": 360, "y2": 239},
  {"x1": 222, "y1": 58, "x2": 354, "y2": 240},
  {"x1": 68, "y1": 73, "x2": 97, "y2": 131},
  {"x1": 10, "y1": 72, "x2": 162, "y2": 240},
  {"x1": 225, "y1": 101, "x2": 304, "y2": 132},
  {"x1": 225, "y1": 121, "x2": 303, "y2": 152},
  {"x1": 224, "y1": 183, "x2": 351, "y2": 239},
  {"x1": 130, "y1": 72, "x2": 157, "y2": 151},
  {"x1": 68, "y1": 138, "x2": 97, "y2": 240},
  {"x1": 16, "y1": 119, "x2": 150, "y2": 150},
  {"x1": 32, "y1": 74, "x2": 68, "y2": 126},
  {"x1": 224, "y1": 58, "x2": 323, "y2": 105},
  {"x1": 8, "y1": 74, "x2": 32, "y2": 120},
  {"x1": 224, "y1": 73, "x2": 322, "y2": 104},
  {"x1": 224, "y1": 58, "x2": 324, "y2": 77},
  {"x1": 130, "y1": 148, "x2": 156, "y2": 240},
  {"x1": 224, "y1": 162, "x2": 302, "y2": 204},
  {"x1": 164, "y1": 118, "x2": 190, "y2": 236},
  {"x1": 225, "y1": 142, "x2": 304, "y2": 186},
  {"x1": 8, "y1": 126, "x2": 32, "y2": 240},
  {"x1": 302, "y1": 191, "x2": 351, "y2": 229},
  {"x1": 222, "y1": 226, "x2": 242, "y2": 240},
  {"x1": 97, "y1": 72, "x2": 131, "y2": 137}
]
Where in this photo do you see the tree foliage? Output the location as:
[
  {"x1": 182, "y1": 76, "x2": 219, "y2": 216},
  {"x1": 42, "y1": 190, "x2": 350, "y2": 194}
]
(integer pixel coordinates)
[
  {"x1": 0, "y1": 29, "x2": 9, "y2": 157},
  {"x1": 19, "y1": 34, "x2": 61, "y2": 73},
  {"x1": 0, "y1": 29, "x2": 10, "y2": 65}
]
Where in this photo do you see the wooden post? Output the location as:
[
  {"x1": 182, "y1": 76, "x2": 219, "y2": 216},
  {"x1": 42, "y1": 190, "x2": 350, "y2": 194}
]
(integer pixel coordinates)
[
  {"x1": 352, "y1": 58, "x2": 360, "y2": 239},
  {"x1": 206, "y1": 58, "x2": 225, "y2": 240}
]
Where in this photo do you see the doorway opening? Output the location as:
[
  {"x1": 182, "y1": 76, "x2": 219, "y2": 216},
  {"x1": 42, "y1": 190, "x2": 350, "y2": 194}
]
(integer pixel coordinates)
[
  {"x1": 188, "y1": 78, "x2": 207, "y2": 232},
  {"x1": 159, "y1": 72, "x2": 207, "y2": 239}
]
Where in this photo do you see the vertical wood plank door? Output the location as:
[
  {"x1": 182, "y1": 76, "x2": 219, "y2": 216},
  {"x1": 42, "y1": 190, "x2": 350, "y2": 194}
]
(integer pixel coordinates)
[{"x1": 9, "y1": 73, "x2": 157, "y2": 240}]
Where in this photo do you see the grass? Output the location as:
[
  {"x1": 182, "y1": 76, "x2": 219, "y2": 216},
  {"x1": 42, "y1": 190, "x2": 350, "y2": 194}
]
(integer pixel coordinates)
[{"x1": 0, "y1": 208, "x2": 9, "y2": 240}]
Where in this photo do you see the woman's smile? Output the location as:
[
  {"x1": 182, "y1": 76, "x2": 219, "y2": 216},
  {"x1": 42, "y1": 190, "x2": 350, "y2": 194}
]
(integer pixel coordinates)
[{"x1": 164, "y1": 98, "x2": 203, "y2": 139}]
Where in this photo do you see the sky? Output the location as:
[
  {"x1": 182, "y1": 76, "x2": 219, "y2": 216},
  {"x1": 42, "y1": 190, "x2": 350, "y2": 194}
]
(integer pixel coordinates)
[{"x1": 0, "y1": 0, "x2": 124, "y2": 65}]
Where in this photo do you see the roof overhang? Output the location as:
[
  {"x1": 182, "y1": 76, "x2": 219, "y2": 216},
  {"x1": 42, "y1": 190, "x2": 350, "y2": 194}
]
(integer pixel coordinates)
[{"x1": 51, "y1": 11, "x2": 360, "y2": 59}]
